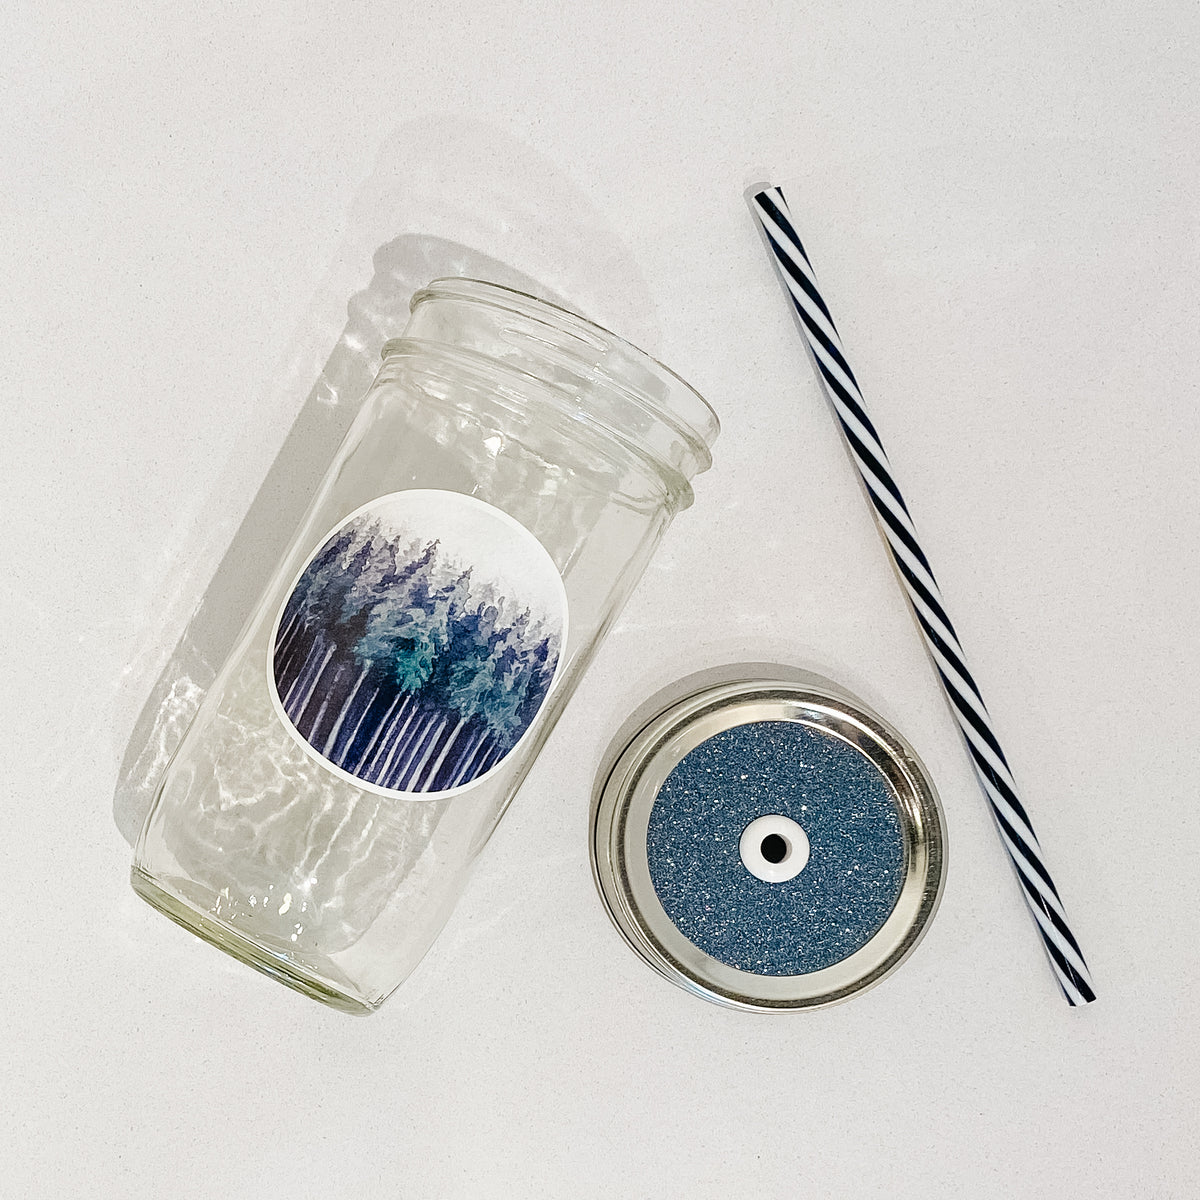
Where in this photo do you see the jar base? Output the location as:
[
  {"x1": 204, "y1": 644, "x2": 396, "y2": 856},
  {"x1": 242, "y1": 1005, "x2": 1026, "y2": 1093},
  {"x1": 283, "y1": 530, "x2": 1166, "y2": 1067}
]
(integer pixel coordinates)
[{"x1": 130, "y1": 865, "x2": 377, "y2": 1016}]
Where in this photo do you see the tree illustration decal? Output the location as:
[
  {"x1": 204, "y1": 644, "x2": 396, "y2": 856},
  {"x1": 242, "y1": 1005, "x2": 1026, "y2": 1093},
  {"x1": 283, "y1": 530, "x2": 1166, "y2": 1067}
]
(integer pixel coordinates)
[{"x1": 272, "y1": 509, "x2": 562, "y2": 793}]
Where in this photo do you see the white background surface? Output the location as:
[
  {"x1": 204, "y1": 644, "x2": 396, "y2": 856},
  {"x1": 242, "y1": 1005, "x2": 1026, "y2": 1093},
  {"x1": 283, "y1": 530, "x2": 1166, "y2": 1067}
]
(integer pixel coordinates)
[{"x1": 3, "y1": 3, "x2": 1198, "y2": 1196}]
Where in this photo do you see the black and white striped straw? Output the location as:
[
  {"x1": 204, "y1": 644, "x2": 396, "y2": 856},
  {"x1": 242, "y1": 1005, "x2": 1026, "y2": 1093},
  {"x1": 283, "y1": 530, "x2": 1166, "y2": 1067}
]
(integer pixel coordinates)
[{"x1": 748, "y1": 184, "x2": 1096, "y2": 1005}]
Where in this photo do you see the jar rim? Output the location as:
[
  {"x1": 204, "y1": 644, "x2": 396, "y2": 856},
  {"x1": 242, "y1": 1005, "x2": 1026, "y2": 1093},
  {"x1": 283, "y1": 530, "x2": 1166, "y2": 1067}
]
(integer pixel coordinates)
[
  {"x1": 380, "y1": 339, "x2": 703, "y2": 511},
  {"x1": 391, "y1": 278, "x2": 721, "y2": 454}
]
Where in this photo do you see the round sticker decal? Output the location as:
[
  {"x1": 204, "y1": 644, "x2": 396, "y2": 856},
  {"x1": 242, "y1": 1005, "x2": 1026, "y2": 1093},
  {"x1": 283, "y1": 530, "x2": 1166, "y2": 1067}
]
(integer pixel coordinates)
[{"x1": 269, "y1": 490, "x2": 567, "y2": 797}]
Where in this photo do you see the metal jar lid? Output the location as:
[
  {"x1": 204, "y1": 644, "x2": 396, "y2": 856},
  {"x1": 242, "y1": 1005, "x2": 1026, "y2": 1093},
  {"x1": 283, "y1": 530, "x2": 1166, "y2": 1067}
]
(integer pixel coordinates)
[{"x1": 589, "y1": 667, "x2": 946, "y2": 1011}]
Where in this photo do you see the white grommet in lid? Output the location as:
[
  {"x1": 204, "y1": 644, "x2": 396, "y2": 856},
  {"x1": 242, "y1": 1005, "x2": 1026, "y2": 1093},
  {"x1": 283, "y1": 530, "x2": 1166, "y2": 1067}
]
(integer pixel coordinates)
[{"x1": 739, "y1": 813, "x2": 811, "y2": 883}]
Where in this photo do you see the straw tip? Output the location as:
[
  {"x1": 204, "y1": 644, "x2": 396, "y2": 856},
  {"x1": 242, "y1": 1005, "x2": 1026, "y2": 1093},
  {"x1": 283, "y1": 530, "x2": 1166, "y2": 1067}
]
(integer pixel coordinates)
[
  {"x1": 743, "y1": 180, "x2": 779, "y2": 206},
  {"x1": 1067, "y1": 982, "x2": 1099, "y2": 1007}
]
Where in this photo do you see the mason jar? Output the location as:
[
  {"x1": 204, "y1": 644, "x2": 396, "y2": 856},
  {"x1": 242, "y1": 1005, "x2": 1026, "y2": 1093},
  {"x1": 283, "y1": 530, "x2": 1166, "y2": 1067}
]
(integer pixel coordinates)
[{"x1": 132, "y1": 278, "x2": 719, "y2": 1013}]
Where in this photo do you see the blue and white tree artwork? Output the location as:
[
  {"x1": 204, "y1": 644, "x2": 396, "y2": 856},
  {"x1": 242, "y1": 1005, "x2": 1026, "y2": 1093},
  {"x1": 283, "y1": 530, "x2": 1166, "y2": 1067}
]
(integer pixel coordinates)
[{"x1": 270, "y1": 490, "x2": 567, "y2": 796}]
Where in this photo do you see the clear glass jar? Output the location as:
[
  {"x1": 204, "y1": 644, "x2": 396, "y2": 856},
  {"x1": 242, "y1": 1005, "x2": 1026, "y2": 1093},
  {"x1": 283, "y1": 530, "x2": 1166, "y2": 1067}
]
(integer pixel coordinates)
[{"x1": 132, "y1": 279, "x2": 719, "y2": 1013}]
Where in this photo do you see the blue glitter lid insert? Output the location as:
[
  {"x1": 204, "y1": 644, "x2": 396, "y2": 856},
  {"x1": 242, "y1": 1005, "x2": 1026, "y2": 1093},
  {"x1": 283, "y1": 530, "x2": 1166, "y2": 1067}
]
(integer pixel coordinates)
[{"x1": 646, "y1": 719, "x2": 905, "y2": 976}]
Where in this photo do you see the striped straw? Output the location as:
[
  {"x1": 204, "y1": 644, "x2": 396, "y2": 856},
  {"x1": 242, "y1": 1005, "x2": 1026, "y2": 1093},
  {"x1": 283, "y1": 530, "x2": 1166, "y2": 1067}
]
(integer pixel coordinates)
[{"x1": 748, "y1": 184, "x2": 1096, "y2": 1005}]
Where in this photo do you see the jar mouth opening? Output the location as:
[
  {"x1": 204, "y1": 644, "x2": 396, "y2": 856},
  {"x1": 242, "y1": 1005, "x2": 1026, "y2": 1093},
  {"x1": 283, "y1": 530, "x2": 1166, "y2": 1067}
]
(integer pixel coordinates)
[
  {"x1": 389, "y1": 278, "x2": 720, "y2": 465},
  {"x1": 382, "y1": 340, "x2": 700, "y2": 512}
]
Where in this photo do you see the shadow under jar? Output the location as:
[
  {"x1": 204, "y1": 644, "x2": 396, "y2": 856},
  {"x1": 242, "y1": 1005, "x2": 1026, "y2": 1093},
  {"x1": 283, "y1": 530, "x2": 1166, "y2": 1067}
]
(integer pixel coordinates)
[{"x1": 133, "y1": 278, "x2": 719, "y2": 1013}]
